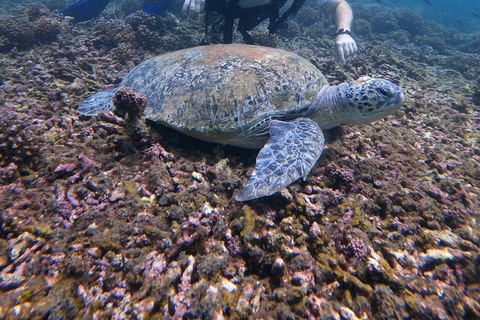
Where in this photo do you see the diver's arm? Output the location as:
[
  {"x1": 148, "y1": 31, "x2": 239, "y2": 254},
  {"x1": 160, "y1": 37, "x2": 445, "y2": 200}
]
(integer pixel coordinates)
[
  {"x1": 322, "y1": 0, "x2": 353, "y2": 30},
  {"x1": 316, "y1": 0, "x2": 357, "y2": 65}
]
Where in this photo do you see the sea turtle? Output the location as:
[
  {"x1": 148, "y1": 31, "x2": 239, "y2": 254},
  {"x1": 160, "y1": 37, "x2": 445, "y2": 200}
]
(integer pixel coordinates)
[{"x1": 78, "y1": 44, "x2": 405, "y2": 201}]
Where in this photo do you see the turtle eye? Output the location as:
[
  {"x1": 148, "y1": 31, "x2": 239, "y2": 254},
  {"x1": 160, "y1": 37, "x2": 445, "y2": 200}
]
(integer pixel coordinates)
[{"x1": 376, "y1": 86, "x2": 394, "y2": 98}]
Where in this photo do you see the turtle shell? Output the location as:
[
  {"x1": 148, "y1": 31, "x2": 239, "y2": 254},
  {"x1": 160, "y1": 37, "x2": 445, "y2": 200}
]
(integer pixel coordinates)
[{"x1": 119, "y1": 44, "x2": 327, "y2": 145}]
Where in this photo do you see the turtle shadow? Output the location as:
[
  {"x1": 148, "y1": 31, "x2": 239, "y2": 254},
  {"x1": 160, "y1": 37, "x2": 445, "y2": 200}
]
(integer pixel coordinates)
[
  {"x1": 147, "y1": 120, "x2": 345, "y2": 178},
  {"x1": 147, "y1": 120, "x2": 256, "y2": 167},
  {"x1": 323, "y1": 126, "x2": 344, "y2": 143}
]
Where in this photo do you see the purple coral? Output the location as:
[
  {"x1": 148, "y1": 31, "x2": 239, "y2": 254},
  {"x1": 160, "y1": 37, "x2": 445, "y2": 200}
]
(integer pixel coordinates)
[{"x1": 324, "y1": 163, "x2": 361, "y2": 193}]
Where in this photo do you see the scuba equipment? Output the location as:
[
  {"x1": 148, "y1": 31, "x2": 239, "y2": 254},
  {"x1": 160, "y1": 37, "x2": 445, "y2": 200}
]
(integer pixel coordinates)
[{"x1": 201, "y1": 0, "x2": 307, "y2": 44}]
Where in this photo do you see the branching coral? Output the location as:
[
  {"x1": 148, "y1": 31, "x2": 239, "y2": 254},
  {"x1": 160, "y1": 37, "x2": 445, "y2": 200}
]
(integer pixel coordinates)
[
  {"x1": 0, "y1": 108, "x2": 47, "y2": 180},
  {"x1": 0, "y1": 3, "x2": 64, "y2": 53},
  {"x1": 393, "y1": 8, "x2": 424, "y2": 36},
  {"x1": 93, "y1": 18, "x2": 136, "y2": 50}
]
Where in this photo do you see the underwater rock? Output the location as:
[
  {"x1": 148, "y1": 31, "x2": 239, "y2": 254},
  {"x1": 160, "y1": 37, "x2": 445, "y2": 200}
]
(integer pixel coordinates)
[
  {"x1": 370, "y1": 286, "x2": 409, "y2": 319},
  {"x1": 0, "y1": 261, "x2": 27, "y2": 291},
  {"x1": 133, "y1": 296, "x2": 157, "y2": 319},
  {"x1": 164, "y1": 255, "x2": 195, "y2": 319},
  {"x1": 418, "y1": 248, "x2": 472, "y2": 269}
]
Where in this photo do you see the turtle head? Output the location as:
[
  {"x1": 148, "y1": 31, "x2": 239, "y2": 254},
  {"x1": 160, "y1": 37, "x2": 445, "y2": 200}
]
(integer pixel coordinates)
[{"x1": 342, "y1": 76, "x2": 405, "y2": 125}]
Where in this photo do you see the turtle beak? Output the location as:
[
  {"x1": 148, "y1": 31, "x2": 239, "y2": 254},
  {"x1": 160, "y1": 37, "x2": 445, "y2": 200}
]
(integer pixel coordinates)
[
  {"x1": 394, "y1": 90, "x2": 405, "y2": 110},
  {"x1": 385, "y1": 85, "x2": 405, "y2": 112}
]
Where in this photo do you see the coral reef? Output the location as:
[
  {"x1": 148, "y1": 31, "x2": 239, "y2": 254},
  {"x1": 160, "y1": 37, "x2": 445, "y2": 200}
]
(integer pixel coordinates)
[
  {"x1": 0, "y1": 107, "x2": 47, "y2": 181},
  {"x1": 113, "y1": 86, "x2": 150, "y2": 145},
  {"x1": 0, "y1": 3, "x2": 65, "y2": 53},
  {"x1": 0, "y1": 1, "x2": 479, "y2": 319},
  {"x1": 393, "y1": 8, "x2": 425, "y2": 36}
]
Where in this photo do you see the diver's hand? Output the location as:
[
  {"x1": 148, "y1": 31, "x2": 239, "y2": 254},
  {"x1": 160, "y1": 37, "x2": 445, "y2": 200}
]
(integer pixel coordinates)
[
  {"x1": 182, "y1": 0, "x2": 205, "y2": 16},
  {"x1": 334, "y1": 34, "x2": 357, "y2": 65}
]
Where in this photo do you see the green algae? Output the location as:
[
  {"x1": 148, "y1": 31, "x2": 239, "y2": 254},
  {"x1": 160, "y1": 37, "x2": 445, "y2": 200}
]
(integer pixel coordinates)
[
  {"x1": 34, "y1": 224, "x2": 54, "y2": 238},
  {"x1": 240, "y1": 205, "x2": 257, "y2": 237},
  {"x1": 90, "y1": 236, "x2": 123, "y2": 253},
  {"x1": 339, "y1": 200, "x2": 374, "y2": 233},
  {"x1": 123, "y1": 180, "x2": 138, "y2": 196},
  {"x1": 376, "y1": 258, "x2": 400, "y2": 286}
]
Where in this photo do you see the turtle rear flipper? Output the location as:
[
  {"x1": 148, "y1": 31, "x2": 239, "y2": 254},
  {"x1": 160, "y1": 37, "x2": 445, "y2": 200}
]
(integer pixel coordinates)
[
  {"x1": 77, "y1": 88, "x2": 117, "y2": 116},
  {"x1": 235, "y1": 118, "x2": 325, "y2": 201}
]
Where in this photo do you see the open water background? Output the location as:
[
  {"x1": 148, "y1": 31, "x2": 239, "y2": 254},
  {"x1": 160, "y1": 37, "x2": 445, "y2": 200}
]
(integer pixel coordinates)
[{"x1": 351, "y1": 0, "x2": 480, "y2": 34}]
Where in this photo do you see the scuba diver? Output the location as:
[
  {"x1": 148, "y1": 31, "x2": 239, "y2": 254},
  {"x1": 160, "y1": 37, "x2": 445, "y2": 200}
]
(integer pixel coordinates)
[
  {"x1": 182, "y1": 0, "x2": 358, "y2": 65},
  {"x1": 59, "y1": 0, "x2": 356, "y2": 65}
]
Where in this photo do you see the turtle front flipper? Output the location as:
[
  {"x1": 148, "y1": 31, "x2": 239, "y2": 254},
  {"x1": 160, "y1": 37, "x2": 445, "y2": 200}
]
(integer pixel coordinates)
[
  {"x1": 77, "y1": 88, "x2": 118, "y2": 116},
  {"x1": 235, "y1": 118, "x2": 325, "y2": 201}
]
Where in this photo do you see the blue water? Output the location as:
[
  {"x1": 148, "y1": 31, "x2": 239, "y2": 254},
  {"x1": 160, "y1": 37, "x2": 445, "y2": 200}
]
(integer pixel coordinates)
[{"x1": 351, "y1": 0, "x2": 480, "y2": 33}]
